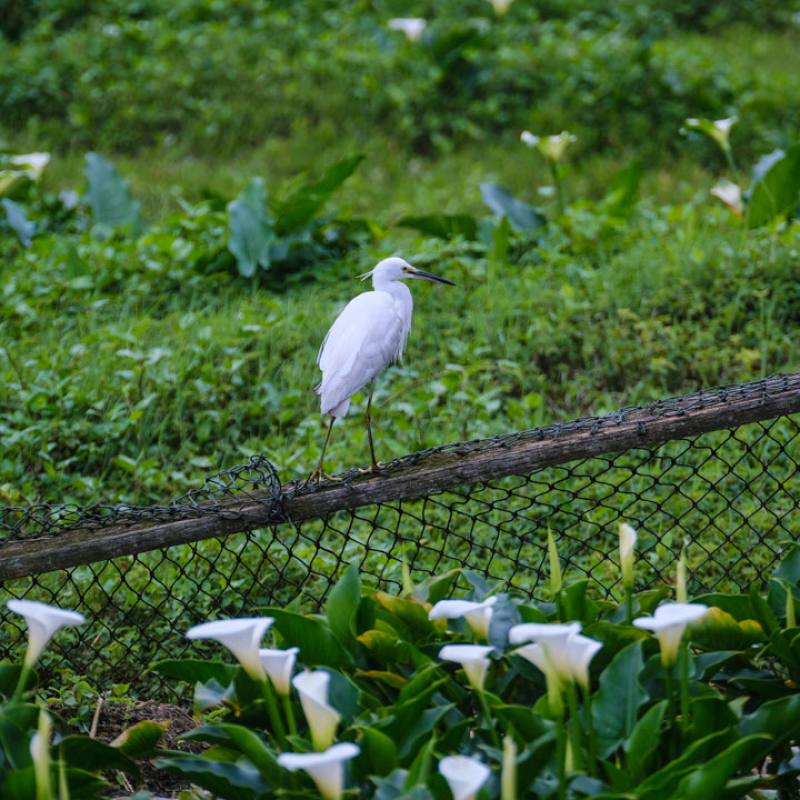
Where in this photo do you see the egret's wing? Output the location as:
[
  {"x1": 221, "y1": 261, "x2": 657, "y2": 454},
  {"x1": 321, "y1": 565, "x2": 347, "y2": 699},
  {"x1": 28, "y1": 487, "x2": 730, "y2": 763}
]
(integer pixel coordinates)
[{"x1": 317, "y1": 291, "x2": 404, "y2": 415}]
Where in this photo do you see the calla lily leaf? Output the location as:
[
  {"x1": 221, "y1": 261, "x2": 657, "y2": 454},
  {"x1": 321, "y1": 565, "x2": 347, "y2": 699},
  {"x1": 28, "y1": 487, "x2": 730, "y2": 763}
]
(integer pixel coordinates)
[
  {"x1": 689, "y1": 607, "x2": 765, "y2": 651},
  {"x1": 156, "y1": 754, "x2": 268, "y2": 799},
  {"x1": 600, "y1": 160, "x2": 642, "y2": 219},
  {"x1": 623, "y1": 699, "x2": 667, "y2": 785},
  {"x1": 746, "y1": 144, "x2": 800, "y2": 228},
  {"x1": 360, "y1": 727, "x2": 399, "y2": 777},
  {"x1": 262, "y1": 608, "x2": 353, "y2": 668},
  {"x1": 592, "y1": 641, "x2": 648, "y2": 757},
  {"x1": 480, "y1": 182, "x2": 545, "y2": 231},
  {"x1": 326, "y1": 564, "x2": 362, "y2": 650},
  {"x1": 227, "y1": 177, "x2": 274, "y2": 277},
  {"x1": 397, "y1": 213, "x2": 478, "y2": 241},
  {"x1": 275, "y1": 153, "x2": 364, "y2": 235},
  {"x1": 85, "y1": 152, "x2": 142, "y2": 235},
  {"x1": 58, "y1": 736, "x2": 141, "y2": 779},
  {"x1": 110, "y1": 720, "x2": 168, "y2": 758},
  {"x1": 375, "y1": 592, "x2": 441, "y2": 639}
]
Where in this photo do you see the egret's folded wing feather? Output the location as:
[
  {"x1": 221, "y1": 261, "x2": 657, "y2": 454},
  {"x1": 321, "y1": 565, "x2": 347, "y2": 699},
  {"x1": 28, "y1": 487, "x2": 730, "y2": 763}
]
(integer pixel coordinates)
[{"x1": 317, "y1": 292, "x2": 404, "y2": 415}]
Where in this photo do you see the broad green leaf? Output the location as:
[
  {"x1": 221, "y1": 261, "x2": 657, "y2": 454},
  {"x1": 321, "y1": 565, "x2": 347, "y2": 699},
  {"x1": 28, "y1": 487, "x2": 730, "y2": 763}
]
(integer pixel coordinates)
[
  {"x1": 675, "y1": 734, "x2": 772, "y2": 799},
  {"x1": 110, "y1": 719, "x2": 167, "y2": 758},
  {"x1": 487, "y1": 594, "x2": 522, "y2": 649},
  {"x1": 517, "y1": 731, "x2": 557, "y2": 794},
  {"x1": 592, "y1": 641, "x2": 648, "y2": 757},
  {"x1": 623, "y1": 699, "x2": 666, "y2": 784},
  {"x1": 689, "y1": 607, "x2": 764, "y2": 651},
  {"x1": 85, "y1": 152, "x2": 142, "y2": 234},
  {"x1": 411, "y1": 570, "x2": 460, "y2": 605},
  {"x1": 227, "y1": 177, "x2": 273, "y2": 277},
  {"x1": 262, "y1": 607, "x2": 352, "y2": 668},
  {"x1": 180, "y1": 723, "x2": 281, "y2": 783},
  {"x1": 600, "y1": 160, "x2": 642, "y2": 218},
  {"x1": 397, "y1": 213, "x2": 478, "y2": 241},
  {"x1": 746, "y1": 144, "x2": 800, "y2": 228},
  {"x1": 150, "y1": 658, "x2": 237, "y2": 686},
  {"x1": 0, "y1": 663, "x2": 26, "y2": 698},
  {"x1": 156, "y1": 754, "x2": 267, "y2": 800},
  {"x1": 58, "y1": 735, "x2": 140, "y2": 778},
  {"x1": 275, "y1": 153, "x2": 364, "y2": 235},
  {"x1": 686, "y1": 697, "x2": 737, "y2": 743},
  {"x1": 693, "y1": 594, "x2": 754, "y2": 621},
  {"x1": 398, "y1": 703, "x2": 453, "y2": 760},
  {"x1": 479, "y1": 182, "x2": 545, "y2": 231},
  {"x1": 404, "y1": 733, "x2": 436, "y2": 789},
  {"x1": 2, "y1": 199, "x2": 35, "y2": 247},
  {"x1": 360, "y1": 727, "x2": 398, "y2": 776},
  {"x1": 739, "y1": 694, "x2": 800, "y2": 760},
  {"x1": 326, "y1": 564, "x2": 361, "y2": 650},
  {"x1": 374, "y1": 592, "x2": 440, "y2": 640},
  {"x1": 774, "y1": 543, "x2": 800, "y2": 585}
]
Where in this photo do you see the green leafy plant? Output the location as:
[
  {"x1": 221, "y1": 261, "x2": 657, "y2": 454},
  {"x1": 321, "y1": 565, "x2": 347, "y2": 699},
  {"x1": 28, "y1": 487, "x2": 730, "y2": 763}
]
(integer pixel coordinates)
[{"x1": 150, "y1": 536, "x2": 800, "y2": 799}]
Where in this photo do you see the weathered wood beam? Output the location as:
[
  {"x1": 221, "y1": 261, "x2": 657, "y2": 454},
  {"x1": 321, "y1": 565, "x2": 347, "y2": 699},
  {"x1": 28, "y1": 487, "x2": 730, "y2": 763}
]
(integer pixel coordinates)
[{"x1": 2, "y1": 373, "x2": 799, "y2": 581}]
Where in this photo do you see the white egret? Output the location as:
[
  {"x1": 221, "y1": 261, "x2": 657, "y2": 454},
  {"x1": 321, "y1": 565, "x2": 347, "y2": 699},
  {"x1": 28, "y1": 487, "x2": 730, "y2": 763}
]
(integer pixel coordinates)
[{"x1": 312, "y1": 256, "x2": 455, "y2": 480}]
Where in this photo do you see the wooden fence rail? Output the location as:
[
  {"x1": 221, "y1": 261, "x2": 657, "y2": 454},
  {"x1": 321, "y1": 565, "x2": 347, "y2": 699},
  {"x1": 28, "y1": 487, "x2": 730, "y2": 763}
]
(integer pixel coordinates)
[{"x1": 2, "y1": 372, "x2": 800, "y2": 581}]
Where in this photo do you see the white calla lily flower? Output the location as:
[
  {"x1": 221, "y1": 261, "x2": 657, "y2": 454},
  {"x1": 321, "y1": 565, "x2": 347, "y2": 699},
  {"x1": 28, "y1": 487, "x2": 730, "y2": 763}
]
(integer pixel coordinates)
[
  {"x1": 9, "y1": 152, "x2": 50, "y2": 180},
  {"x1": 511, "y1": 623, "x2": 600, "y2": 687},
  {"x1": 278, "y1": 742, "x2": 360, "y2": 800},
  {"x1": 439, "y1": 644, "x2": 494, "y2": 691},
  {"x1": 186, "y1": 617, "x2": 273, "y2": 681},
  {"x1": 520, "y1": 130, "x2": 539, "y2": 147},
  {"x1": 486, "y1": 0, "x2": 514, "y2": 15},
  {"x1": 710, "y1": 179, "x2": 743, "y2": 216},
  {"x1": 7, "y1": 600, "x2": 86, "y2": 667},
  {"x1": 619, "y1": 523, "x2": 637, "y2": 590},
  {"x1": 439, "y1": 754, "x2": 491, "y2": 800},
  {"x1": 293, "y1": 670, "x2": 341, "y2": 751},
  {"x1": 562, "y1": 633, "x2": 603, "y2": 688},
  {"x1": 428, "y1": 596, "x2": 497, "y2": 639},
  {"x1": 388, "y1": 17, "x2": 427, "y2": 42},
  {"x1": 633, "y1": 603, "x2": 708, "y2": 666},
  {"x1": 259, "y1": 647, "x2": 299, "y2": 696}
]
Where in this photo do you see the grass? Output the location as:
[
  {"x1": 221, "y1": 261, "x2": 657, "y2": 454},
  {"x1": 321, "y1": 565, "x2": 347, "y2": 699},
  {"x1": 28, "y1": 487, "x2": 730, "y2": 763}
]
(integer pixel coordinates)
[{"x1": 1, "y1": 3, "x2": 800, "y2": 696}]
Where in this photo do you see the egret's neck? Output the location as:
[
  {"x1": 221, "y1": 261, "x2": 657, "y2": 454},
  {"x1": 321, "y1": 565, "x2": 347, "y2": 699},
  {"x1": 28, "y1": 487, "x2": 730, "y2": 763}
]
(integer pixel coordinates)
[{"x1": 373, "y1": 275, "x2": 413, "y2": 313}]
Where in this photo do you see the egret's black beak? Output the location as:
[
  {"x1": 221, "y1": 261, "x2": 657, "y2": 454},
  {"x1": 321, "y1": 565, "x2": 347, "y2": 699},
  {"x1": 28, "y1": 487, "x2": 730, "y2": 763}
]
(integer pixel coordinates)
[{"x1": 409, "y1": 267, "x2": 456, "y2": 286}]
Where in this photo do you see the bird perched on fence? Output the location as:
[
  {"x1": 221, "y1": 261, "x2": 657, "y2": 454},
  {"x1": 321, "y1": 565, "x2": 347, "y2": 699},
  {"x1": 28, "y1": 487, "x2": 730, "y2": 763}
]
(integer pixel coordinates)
[{"x1": 312, "y1": 256, "x2": 455, "y2": 481}]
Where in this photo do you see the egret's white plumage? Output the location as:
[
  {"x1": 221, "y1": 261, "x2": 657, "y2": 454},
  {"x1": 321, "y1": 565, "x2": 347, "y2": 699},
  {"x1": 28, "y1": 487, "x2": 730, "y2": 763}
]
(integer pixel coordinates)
[{"x1": 311, "y1": 256, "x2": 454, "y2": 478}]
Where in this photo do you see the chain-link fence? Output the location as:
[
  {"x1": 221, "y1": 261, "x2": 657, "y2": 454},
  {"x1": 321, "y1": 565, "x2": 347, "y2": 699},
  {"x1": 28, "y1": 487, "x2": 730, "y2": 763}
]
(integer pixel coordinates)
[{"x1": 1, "y1": 373, "x2": 800, "y2": 695}]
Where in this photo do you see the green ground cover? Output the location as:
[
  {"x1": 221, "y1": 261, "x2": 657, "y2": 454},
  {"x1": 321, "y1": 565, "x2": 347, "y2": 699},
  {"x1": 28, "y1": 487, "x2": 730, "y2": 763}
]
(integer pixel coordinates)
[{"x1": 2, "y1": 0, "x2": 800, "y2": 703}]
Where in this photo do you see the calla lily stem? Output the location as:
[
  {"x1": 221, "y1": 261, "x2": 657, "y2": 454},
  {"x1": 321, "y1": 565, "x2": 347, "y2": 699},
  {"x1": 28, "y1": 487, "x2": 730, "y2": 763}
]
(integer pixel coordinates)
[
  {"x1": 679, "y1": 642, "x2": 691, "y2": 743},
  {"x1": 554, "y1": 710, "x2": 567, "y2": 800},
  {"x1": 478, "y1": 690, "x2": 501, "y2": 749},
  {"x1": 549, "y1": 162, "x2": 565, "y2": 216},
  {"x1": 565, "y1": 682, "x2": 584, "y2": 772},
  {"x1": 283, "y1": 694, "x2": 298, "y2": 737},
  {"x1": 262, "y1": 680, "x2": 288, "y2": 748},
  {"x1": 664, "y1": 667, "x2": 677, "y2": 758},
  {"x1": 624, "y1": 585, "x2": 634, "y2": 626},
  {"x1": 13, "y1": 663, "x2": 31, "y2": 702},
  {"x1": 582, "y1": 684, "x2": 598, "y2": 777}
]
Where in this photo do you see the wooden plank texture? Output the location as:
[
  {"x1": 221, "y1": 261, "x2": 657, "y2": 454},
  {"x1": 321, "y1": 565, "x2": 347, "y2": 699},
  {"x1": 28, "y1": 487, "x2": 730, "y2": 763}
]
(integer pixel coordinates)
[{"x1": 2, "y1": 373, "x2": 799, "y2": 580}]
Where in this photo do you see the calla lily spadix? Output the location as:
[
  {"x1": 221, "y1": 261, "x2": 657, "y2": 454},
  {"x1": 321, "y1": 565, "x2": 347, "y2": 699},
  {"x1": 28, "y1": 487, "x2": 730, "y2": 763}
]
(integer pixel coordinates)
[
  {"x1": 186, "y1": 617, "x2": 273, "y2": 681},
  {"x1": 277, "y1": 742, "x2": 360, "y2": 800},
  {"x1": 388, "y1": 17, "x2": 426, "y2": 42},
  {"x1": 259, "y1": 646, "x2": 299, "y2": 696},
  {"x1": 428, "y1": 596, "x2": 497, "y2": 639},
  {"x1": 439, "y1": 644, "x2": 494, "y2": 691},
  {"x1": 293, "y1": 670, "x2": 341, "y2": 751},
  {"x1": 633, "y1": 602, "x2": 708, "y2": 666},
  {"x1": 439, "y1": 754, "x2": 491, "y2": 800},
  {"x1": 7, "y1": 600, "x2": 86, "y2": 668}
]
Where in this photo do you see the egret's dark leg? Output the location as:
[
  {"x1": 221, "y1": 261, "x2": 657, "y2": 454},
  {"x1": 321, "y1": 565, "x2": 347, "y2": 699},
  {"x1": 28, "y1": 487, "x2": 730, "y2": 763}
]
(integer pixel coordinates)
[
  {"x1": 309, "y1": 417, "x2": 335, "y2": 483},
  {"x1": 365, "y1": 383, "x2": 380, "y2": 471}
]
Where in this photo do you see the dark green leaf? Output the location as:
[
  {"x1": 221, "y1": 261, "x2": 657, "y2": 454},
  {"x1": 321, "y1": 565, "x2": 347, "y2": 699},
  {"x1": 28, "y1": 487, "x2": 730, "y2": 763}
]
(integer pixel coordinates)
[
  {"x1": 156, "y1": 754, "x2": 267, "y2": 800},
  {"x1": 262, "y1": 608, "x2": 352, "y2": 668},
  {"x1": 360, "y1": 727, "x2": 398, "y2": 776},
  {"x1": 59, "y1": 735, "x2": 140, "y2": 778},
  {"x1": 397, "y1": 214, "x2": 477, "y2": 241},
  {"x1": 85, "y1": 152, "x2": 142, "y2": 234},
  {"x1": 111, "y1": 720, "x2": 167, "y2": 758},
  {"x1": 623, "y1": 699, "x2": 666, "y2": 784},
  {"x1": 479, "y1": 182, "x2": 545, "y2": 231},
  {"x1": 275, "y1": 154, "x2": 364, "y2": 235},
  {"x1": 746, "y1": 144, "x2": 800, "y2": 228},
  {"x1": 600, "y1": 160, "x2": 641, "y2": 218},
  {"x1": 592, "y1": 641, "x2": 648, "y2": 757},
  {"x1": 326, "y1": 564, "x2": 361, "y2": 650}
]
